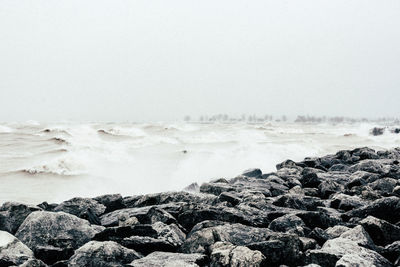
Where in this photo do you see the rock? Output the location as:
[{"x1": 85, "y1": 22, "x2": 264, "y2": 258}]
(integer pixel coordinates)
[
  {"x1": 68, "y1": 241, "x2": 141, "y2": 267},
  {"x1": 184, "y1": 183, "x2": 200, "y2": 192},
  {"x1": 0, "y1": 202, "x2": 41, "y2": 234},
  {"x1": 345, "y1": 196, "x2": 400, "y2": 223},
  {"x1": 180, "y1": 222, "x2": 274, "y2": 254},
  {"x1": 94, "y1": 222, "x2": 186, "y2": 255},
  {"x1": 348, "y1": 159, "x2": 385, "y2": 174},
  {"x1": 15, "y1": 211, "x2": 104, "y2": 264},
  {"x1": 360, "y1": 216, "x2": 400, "y2": 246},
  {"x1": 241, "y1": 168, "x2": 262, "y2": 178},
  {"x1": 177, "y1": 203, "x2": 269, "y2": 231},
  {"x1": 318, "y1": 180, "x2": 343, "y2": 199},
  {"x1": 218, "y1": 192, "x2": 241, "y2": 206},
  {"x1": 340, "y1": 225, "x2": 375, "y2": 249},
  {"x1": 93, "y1": 194, "x2": 125, "y2": 213},
  {"x1": 325, "y1": 225, "x2": 350, "y2": 239},
  {"x1": 0, "y1": 230, "x2": 34, "y2": 266},
  {"x1": 272, "y1": 194, "x2": 323, "y2": 211},
  {"x1": 247, "y1": 233, "x2": 304, "y2": 266},
  {"x1": 330, "y1": 193, "x2": 365, "y2": 211},
  {"x1": 18, "y1": 259, "x2": 48, "y2": 267},
  {"x1": 53, "y1": 197, "x2": 106, "y2": 220},
  {"x1": 301, "y1": 172, "x2": 321, "y2": 188},
  {"x1": 369, "y1": 177, "x2": 398, "y2": 195},
  {"x1": 209, "y1": 241, "x2": 265, "y2": 267},
  {"x1": 129, "y1": 252, "x2": 208, "y2": 267},
  {"x1": 268, "y1": 214, "x2": 305, "y2": 236},
  {"x1": 100, "y1": 204, "x2": 180, "y2": 227},
  {"x1": 308, "y1": 227, "x2": 330, "y2": 246},
  {"x1": 306, "y1": 238, "x2": 391, "y2": 267},
  {"x1": 370, "y1": 127, "x2": 385, "y2": 136},
  {"x1": 133, "y1": 191, "x2": 217, "y2": 208},
  {"x1": 392, "y1": 186, "x2": 400, "y2": 196},
  {"x1": 382, "y1": 241, "x2": 400, "y2": 264}
]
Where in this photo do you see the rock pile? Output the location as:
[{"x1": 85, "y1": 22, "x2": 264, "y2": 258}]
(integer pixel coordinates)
[{"x1": 1, "y1": 147, "x2": 400, "y2": 266}]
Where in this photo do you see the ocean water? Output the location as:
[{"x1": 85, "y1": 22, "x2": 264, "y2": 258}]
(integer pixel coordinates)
[{"x1": 0, "y1": 121, "x2": 399, "y2": 204}]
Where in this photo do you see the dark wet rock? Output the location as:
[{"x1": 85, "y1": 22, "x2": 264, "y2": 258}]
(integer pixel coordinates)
[
  {"x1": 68, "y1": 241, "x2": 141, "y2": 266},
  {"x1": 0, "y1": 230, "x2": 34, "y2": 265},
  {"x1": 53, "y1": 197, "x2": 106, "y2": 220},
  {"x1": 360, "y1": 216, "x2": 400, "y2": 246},
  {"x1": 393, "y1": 185, "x2": 400, "y2": 196},
  {"x1": 133, "y1": 191, "x2": 217, "y2": 208},
  {"x1": 177, "y1": 203, "x2": 269, "y2": 231},
  {"x1": 345, "y1": 196, "x2": 400, "y2": 223},
  {"x1": 308, "y1": 227, "x2": 330, "y2": 246},
  {"x1": 218, "y1": 192, "x2": 241, "y2": 206},
  {"x1": 301, "y1": 172, "x2": 321, "y2": 188},
  {"x1": 348, "y1": 159, "x2": 385, "y2": 174},
  {"x1": 273, "y1": 194, "x2": 324, "y2": 211},
  {"x1": 94, "y1": 222, "x2": 186, "y2": 255},
  {"x1": 382, "y1": 241, "x2": 400, "y2": 264},
  {"x1": 247, "y1": 233, "x2": 304, "y2": 266},
  {"x1": 268, "y1": 214, "x2": 306, "y2": 236},
  {"x1": 328, "y1": 164, "x2": 349, "y2": 172},
  {"x1": 209, "y1": 241, "x2": 265, "y2": 267},
  {"x1": 299, "y1": 237, "x2": 318, "y2": 250},
  {"x1": 241, "y1": 168, "x2": 262, "y2": 177},
  {"x1": 318, "y1": 180, "x2": 343, "y2": 199},
  {"x1": 37, "y1": 201, "x2": 58, "y2": 211},
  {"x1": 370, "y1": 127, "x2": 385, "y2": 136},
  {"x1": 15, "y1": 211, "x2": 104, "y2": 264},
  {"x1": 276, "y1": 159, "x2": 298, "y2": 170},
  {"x1": 93, "y1": 194, "x2": 125, "y2": 213},
  {"x1": 0, "y1": 202, "x2": 41, "y2": 234},
  {"x1": 100, "y1": 203, "x2": 182, "y2": 227},
  {"x1": 129, "y1": 252, "x2": 208, "y2": 267}
]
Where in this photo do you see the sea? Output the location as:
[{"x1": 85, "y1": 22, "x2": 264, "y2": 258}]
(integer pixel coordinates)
[{"x1": 0, "y1": 121, "x2": 399, "y2": 204}]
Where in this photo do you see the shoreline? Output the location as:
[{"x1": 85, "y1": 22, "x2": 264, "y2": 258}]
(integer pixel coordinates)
[{"x1": 1, "y1": 147, "x2": 400, "y2": 266}]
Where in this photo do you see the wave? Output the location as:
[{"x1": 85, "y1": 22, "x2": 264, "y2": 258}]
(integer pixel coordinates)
[
  {"x1": 0, "y1": 125, "x2": 14, "y2": 133},
  {"x1": 41, "y1": 128, "x2": 72, "y2": 136},
  {"x1": 17, "y1": 158, "x2": 86, "y2": 176},
  {"x1": 48, "y1": 137, "x2": 69, "y2": 145}
]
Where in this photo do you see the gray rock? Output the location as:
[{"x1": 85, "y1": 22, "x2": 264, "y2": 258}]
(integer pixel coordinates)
[
  {"x1": 68, "y1": 241, "x2": 141, "y2": 267},
  {"x1": 209, "y1": 241, "x2": 265, "y2": 267},
  {"x1": 340, "y1": 225, "x2": 375, "y2": 249},
  {"x1": 241, "y1": 168, "x2": 262, "y2": 178},
  {"x1": 15, "y1": 211, "x2": 104, "y2": 264},
  {"x1": 129, "y1": 252, "x2": 207, "y2": 267},
  {"x1": 54, "y1": 197, "x2": 106, "y2": 219},
  {"x1": 325, "y1": 225, "x2": 350, "y2": 239},
  {"x1": 268, "y1": 214, "x2": 305, "y2": 236},
  {"x1": 306, "y1": 238, "x2": 391, "y2": 267},
  {"x1": 180, "y1": 222, "x2": 274, "y2": 254},
  {"x1": 0, "y1": 230, "x2": 34, "y2": 266},
  {"x1": 93, "y1": 194, "x2": 125, "y2": 213},
  {"x1": 360, "y1": 216, "x2": 400, "y2": 246},
  {"x1": 18, "y1": 259, "x2": 48, "y2": 267},
  {"x1": 0, "y1": 202, "x2": 41, "y2": 234}
]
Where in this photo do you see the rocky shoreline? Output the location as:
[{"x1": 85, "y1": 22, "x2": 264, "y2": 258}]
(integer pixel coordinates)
[{"x1": 1, "y1": 147, "x2": 400, "y2": 266}]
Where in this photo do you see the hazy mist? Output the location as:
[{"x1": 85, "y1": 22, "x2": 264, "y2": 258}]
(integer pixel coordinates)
[{"x1": 0, "y1": 0, "x2": 399, "y2": 122}]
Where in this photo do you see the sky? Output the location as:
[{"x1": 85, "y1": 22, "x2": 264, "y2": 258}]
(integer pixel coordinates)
[{"x1": 0, "y1": 0, "x2": 399, "y2": 122}]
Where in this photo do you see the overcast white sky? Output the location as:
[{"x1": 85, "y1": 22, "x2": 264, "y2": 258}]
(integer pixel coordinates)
[{"x1": 0, "y1": 0, "x2": 399, "y2": 122}]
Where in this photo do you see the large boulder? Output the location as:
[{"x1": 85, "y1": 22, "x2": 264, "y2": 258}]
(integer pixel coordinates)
[
  {"x1": 68, "y1": 241, "x2": 141, "y2": 267},
  {"x1": 15, "y1": 211, "x2": 104, "y2": 264},
  {"x1": 0, "y1": 202, "x2": 41, "y2": 234},
  {"x1": 209, "y1": 241, "x2": 265, "y2": 267},
  {"x1": 129, "y1": 252, "x2": 208, "y2": 267},
  {"x1": 0, "y1": 230, "x2": 34, "y2": 266}
]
